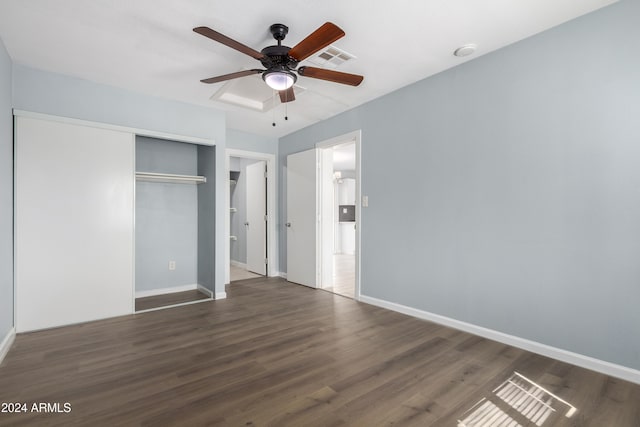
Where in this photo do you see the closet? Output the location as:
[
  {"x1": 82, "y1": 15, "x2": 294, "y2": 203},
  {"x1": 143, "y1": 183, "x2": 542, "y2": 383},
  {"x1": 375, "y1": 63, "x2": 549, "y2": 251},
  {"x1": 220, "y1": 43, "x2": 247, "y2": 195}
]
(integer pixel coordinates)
[
  {"x1": 14, "y1": 114, "x2": 218, "y2": 332},
  {"x1": 135, "y1": 136, "x2": 215, "y2": 311}
]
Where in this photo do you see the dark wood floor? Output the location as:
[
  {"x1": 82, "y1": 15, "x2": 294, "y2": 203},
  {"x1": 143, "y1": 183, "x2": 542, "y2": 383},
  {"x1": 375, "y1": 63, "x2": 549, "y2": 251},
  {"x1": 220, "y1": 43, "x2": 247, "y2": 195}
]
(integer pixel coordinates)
[
  {"x1": 135, "y1": 289, "x2": 211, "y2": 311},
  {"x1": 1, "y1": 277, "x2": 638, "y2": 426}
]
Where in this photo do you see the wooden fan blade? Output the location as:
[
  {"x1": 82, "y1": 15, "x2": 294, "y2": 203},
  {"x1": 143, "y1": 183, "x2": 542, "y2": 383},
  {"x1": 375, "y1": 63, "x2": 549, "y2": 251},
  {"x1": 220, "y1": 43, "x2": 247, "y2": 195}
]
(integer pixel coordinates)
[
  {"x1": 288, "y1": 22, "x2": 345, "y2": 61},
  {"x1": 194, "y1": 26, "x2": 265, "y2": 60},
  {"x1": 298, "y1": 66, "x2": 363, "y2": 86},
  {"x1": 279, "y1": 87, "x2": 296, "y2": 103},
  {"x1": 200, "y1": 69, "x2": 263, "y2": 84}
]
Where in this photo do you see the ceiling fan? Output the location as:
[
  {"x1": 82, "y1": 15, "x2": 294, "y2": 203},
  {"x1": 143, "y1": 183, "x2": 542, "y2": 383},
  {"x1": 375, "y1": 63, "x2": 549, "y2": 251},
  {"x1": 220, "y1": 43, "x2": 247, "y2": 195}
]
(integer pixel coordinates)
[{"x1": 193, "y1": 22, "x2": 364, "y2": 103}]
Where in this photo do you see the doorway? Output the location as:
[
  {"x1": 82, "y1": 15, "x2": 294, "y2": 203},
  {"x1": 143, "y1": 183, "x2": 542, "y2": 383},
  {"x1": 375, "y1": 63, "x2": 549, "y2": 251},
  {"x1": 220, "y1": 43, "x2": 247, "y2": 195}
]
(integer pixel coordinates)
[
  {"x1": 226, "y1": 149, "x2": 277, "y2": 284},
  {"x1": 319, "y1": 141, "x2": 357, "y2": 298},
  {"x1": 285, "y1": 130, "x2": 361, "y2": 299}
]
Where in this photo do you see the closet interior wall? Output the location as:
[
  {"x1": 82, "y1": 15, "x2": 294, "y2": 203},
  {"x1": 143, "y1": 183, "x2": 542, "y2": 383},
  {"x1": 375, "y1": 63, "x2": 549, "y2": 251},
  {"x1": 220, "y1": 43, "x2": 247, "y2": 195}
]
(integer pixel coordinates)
[{"x1": 135, "y1": 136, "x2": 215, "y2": 301}]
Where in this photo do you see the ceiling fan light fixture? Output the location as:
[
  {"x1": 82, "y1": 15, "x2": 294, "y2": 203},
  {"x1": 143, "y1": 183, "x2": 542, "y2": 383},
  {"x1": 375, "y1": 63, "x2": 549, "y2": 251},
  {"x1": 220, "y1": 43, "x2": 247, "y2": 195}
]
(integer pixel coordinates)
[{"x1": 263, "y1": 69, "x2": 296, "y2": 91}]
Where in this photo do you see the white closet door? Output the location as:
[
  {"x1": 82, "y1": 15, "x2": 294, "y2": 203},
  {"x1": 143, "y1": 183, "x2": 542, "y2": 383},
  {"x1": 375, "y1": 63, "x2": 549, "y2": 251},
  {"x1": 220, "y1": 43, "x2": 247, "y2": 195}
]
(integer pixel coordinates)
[
  {"x1": 245, "y1": 160, "x2": 266, "y2": 275},
  {"x1": 286, "y1": 148, "x2": 319, "y2": 288},
  {"x1": 15, "y1": 116, "x2": 134, "y2": 332}
]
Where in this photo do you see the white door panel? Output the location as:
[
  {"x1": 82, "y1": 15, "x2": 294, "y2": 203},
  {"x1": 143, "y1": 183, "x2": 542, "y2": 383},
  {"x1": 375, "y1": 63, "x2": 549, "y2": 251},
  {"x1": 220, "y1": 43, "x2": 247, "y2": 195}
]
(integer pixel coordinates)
[
  {"x1": 15, "y1": 116, "x2": 134, "y2": 332},
  {"x1": 246, "y1": 161, "x2": 266, "y2": 275},
  {"x1": 286, "y1": 149, "x2": 318, "y2": 288}
]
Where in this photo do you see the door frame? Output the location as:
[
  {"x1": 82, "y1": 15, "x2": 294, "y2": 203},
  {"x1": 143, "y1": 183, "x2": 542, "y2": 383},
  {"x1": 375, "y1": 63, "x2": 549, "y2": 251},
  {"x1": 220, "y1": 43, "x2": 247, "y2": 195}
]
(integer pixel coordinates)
[
  {"x1": 315, "y1": 130, "x2": 362, "y2": 300},
  {"x1": 225, "y1": 149, "x2": 277, "y2": 284}
]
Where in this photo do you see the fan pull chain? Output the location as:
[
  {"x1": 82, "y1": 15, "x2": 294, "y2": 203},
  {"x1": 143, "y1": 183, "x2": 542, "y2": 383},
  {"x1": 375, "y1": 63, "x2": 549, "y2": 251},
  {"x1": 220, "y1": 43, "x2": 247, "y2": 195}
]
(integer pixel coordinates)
[{"x1": 272, "y1": 90, "x2": 277, "y2": 127}]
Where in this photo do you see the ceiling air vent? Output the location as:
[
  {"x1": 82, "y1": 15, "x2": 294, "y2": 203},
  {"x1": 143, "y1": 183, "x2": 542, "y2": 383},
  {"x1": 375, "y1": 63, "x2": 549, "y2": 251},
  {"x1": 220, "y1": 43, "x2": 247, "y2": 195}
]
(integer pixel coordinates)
[{"x1": 308, "y1": 45, "x2": 356, "y2": 69}]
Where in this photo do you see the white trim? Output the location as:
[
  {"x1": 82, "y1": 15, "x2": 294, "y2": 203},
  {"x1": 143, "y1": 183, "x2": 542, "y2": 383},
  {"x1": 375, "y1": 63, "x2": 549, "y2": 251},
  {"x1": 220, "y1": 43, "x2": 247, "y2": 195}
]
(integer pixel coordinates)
[
  {"x1": 134, "y1": 298, "x2": 211, "y2": 314},
  {"x1": 13, "y1": 110, "x2": 215, "y2": 146},
  {"x1": 0, "y1": 327, "x2": 16, "y2": 366},
  {"x1": 135, "y1": 172, "x2": 206, "y2": 184},
  {"x1": 13, "y1": 116, "x2": 18, "y2": 330},
  {"x1": 225, "y1": 149, "x2": 277, "y2": 285},
  {"x1": 279, "y1": 272, "x2": 288, "y2": 279},
  {"x1": 131, "y1": 136, "x2": 137, "y2": 315},
  {"x1": 135, "y1": 284, "x2": 200, "y2": 298},
  {"x1": 215, "y1": 292, "x2": 227, "y2": 300},
  {"x1": 359, "y1": 294, "x2": 640, "y2": 385},
  {"x1": 230, "y1": 260, "x2": 247, "y2": 269},
  {"x1": 197, "y1": 285, "x2": 213, "y2": 298}
]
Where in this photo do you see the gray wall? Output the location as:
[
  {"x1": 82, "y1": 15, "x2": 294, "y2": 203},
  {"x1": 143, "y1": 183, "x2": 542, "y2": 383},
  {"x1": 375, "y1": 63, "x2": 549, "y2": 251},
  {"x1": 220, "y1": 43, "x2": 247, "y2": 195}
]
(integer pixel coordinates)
[
  {"x1": 135, "y1": 137, "x2": 198, "y2": 292},
  {"x1": 0, "y1": 38, "x2": 13, "y2": 339},
  {"x1": 197, "y1": 145, "x2": 216, "y2": 293},
  {"x1": 279, "y1": 0, "x2": 640, "y2": 370},
  {"x1": 227, "y1": 129, "x2": 278, "y2": 154},
  {"x1": 12, "y1": 65, "x2": 228, "y2": 297}
]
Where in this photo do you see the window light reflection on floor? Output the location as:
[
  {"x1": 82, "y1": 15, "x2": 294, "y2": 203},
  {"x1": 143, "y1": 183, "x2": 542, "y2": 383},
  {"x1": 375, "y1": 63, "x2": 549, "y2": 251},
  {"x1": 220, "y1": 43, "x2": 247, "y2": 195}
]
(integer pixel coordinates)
[{"x1": 457, "y1": 371, "x2": 577, "y2": 427}]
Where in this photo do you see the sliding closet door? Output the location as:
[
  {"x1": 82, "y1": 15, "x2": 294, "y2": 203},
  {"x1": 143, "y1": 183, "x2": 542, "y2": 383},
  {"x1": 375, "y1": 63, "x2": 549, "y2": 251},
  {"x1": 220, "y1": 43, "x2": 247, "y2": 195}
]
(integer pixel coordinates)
[{"x1": 15, "y1": 116, "x2": 134, "y2": 332}]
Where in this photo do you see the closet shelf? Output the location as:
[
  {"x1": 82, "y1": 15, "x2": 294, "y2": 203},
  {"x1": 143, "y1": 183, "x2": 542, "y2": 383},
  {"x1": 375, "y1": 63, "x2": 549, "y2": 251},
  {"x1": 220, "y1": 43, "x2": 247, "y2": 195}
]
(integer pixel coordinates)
[{"x1": 136, "y1": 172, "x2": 206, "y2": 184}]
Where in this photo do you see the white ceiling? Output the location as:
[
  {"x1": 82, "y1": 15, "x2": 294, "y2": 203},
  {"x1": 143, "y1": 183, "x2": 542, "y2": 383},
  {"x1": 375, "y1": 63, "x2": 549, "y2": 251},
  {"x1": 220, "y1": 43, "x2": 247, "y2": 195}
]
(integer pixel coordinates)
[{"x1": 0, "y1": 0, "x2": 617, "y2": 138}]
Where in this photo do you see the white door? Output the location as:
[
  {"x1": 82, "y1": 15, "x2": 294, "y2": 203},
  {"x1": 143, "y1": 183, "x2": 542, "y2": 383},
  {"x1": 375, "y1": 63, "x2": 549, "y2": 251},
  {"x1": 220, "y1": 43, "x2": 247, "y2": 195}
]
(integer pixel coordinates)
[
  {"x1": 246, "y1": 161, "x2": 267, "y2": 275},
  {"x1": 286, "y1": 149, "x2": 318, "y2": 287},
  {"x1": 15, "y1": 116, "x2": 134, "y2": 332}
]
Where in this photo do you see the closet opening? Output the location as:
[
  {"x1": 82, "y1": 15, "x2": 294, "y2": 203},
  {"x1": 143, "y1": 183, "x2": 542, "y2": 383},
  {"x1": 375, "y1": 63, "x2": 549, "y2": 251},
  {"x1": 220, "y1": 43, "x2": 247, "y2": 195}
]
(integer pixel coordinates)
[
  {"x1": 134, "y1": 136, "x2": 215, "y2": 311},
  {"x1": 229, "y1": 156, "x2": 267, "y2": 282}
]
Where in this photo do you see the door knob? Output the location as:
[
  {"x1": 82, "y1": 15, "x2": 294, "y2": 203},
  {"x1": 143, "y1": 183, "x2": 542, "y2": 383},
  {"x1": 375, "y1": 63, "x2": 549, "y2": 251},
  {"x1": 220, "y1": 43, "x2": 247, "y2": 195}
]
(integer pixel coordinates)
[
  {"x1": 286, "y1": 222, "x2": 291, "y2": 227},
  {"x1": 244, "y1": 222, "x2": 249, "y2": 226}
]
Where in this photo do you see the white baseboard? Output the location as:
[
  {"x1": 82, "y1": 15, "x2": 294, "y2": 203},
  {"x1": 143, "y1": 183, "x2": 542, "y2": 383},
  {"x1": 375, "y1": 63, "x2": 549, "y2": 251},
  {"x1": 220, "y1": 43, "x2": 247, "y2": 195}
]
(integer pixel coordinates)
[
  {"x1": 279, "y1": 272, "x2": 287, "y2": 279},
  {"x1": 0, "y1": 327, "x2": 16, "y2": 366},
  {"x1": 215, "y1": 292, "x2": 227, "y2": 300},
  {"x1": 135, "y1": 284, "x2": 199, "y2": 298},
  {"x1": 230, "y1": 260, "x2": 246, "y2": 269},
  {"x1": 359, "y1": 294, "x2": 640, "y2": 385},
  {"x1": 197, "y1": 285, "x2": 213, "y2": 298}
]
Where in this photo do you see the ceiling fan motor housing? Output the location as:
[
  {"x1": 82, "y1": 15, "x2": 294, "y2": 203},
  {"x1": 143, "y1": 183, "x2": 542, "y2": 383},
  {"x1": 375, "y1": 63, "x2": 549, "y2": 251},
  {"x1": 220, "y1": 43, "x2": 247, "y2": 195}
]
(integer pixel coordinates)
[{"x1": 260, "y1": 45, "x2": 298, "y2": 70}]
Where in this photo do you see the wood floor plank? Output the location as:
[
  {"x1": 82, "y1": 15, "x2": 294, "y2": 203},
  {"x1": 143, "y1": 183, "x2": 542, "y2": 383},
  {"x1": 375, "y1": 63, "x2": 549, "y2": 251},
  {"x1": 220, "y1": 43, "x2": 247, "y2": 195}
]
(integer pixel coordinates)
[{"x1": 0, "y1": 277, "x2": 638, "y2": 426}]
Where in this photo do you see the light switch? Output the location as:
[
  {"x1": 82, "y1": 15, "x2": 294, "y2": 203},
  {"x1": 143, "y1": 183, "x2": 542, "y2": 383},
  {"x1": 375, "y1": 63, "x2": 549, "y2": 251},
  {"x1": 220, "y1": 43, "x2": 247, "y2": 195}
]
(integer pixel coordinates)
[{"x1": 362, "y1": 195, "x2": 369, "y2": 207}]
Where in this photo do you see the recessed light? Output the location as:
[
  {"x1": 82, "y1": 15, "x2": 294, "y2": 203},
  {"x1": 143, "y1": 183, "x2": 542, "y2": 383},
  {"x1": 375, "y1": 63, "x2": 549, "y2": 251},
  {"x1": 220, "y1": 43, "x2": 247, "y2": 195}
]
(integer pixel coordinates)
[{"x1": 454, "y1": 44, "x2": 477, "y2": 57}]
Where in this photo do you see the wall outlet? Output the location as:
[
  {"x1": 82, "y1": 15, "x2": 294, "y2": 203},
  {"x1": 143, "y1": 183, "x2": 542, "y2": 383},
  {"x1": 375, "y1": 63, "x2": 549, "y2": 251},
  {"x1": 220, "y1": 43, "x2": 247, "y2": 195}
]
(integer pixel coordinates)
[{"x1": 168, "y1": 261, "x2": 176, "y2": 270}]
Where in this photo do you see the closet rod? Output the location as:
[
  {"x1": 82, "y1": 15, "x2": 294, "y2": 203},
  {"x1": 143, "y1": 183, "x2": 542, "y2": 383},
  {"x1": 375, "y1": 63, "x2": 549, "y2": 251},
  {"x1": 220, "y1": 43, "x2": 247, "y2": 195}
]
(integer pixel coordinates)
[{"x1": 135, "y1": 172, "x2": 206, "y2": 184}]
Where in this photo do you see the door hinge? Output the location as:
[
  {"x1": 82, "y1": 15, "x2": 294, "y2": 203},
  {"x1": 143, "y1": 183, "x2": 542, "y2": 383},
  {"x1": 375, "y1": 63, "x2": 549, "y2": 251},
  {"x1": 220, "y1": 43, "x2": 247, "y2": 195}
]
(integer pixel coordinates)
[
  {"x1": 264, "y1": 214, "x2": 268, "y2": 221},
  {"x1": 264, "y1": 258, "x2": 268, "y2": 264},
  {"x1": 264, "y1": 171, "x2": 268, "y2": 178}
]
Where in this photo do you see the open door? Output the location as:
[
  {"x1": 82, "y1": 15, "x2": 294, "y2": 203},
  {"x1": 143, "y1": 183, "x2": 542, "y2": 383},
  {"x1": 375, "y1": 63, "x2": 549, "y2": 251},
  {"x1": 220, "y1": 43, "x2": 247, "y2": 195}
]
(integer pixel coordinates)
[
  {"x1": 245, "y1": 160, "x2": 267, "y2": 275},
  {"x1": 286, "y1": 149, "x2": 318, "y2": 288}
]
